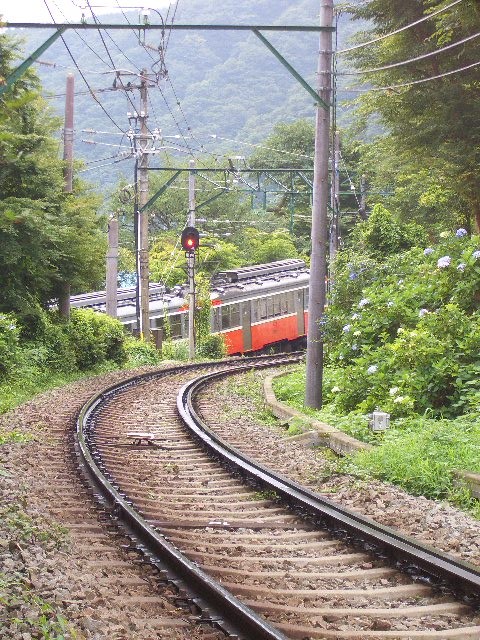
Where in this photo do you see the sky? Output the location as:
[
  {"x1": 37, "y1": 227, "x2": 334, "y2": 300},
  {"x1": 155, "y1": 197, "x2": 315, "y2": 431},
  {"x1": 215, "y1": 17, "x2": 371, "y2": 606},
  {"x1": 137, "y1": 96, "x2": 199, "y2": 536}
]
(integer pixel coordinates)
[{"x1": 0, "y1": 0, "x2": 171, "y2": 23}]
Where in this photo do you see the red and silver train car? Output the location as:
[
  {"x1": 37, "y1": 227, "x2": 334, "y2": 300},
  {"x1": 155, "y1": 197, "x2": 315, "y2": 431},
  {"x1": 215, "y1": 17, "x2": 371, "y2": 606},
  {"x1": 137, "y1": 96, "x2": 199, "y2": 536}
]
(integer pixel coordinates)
[{"x1": 71, "y1": 259, "x2": 310, "y2": 355}]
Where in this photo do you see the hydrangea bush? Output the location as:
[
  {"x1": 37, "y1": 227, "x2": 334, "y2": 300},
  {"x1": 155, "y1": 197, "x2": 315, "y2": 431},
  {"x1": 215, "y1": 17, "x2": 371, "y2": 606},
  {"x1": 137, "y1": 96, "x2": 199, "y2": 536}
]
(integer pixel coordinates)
[{"x1": 325, "y1": 229, "x2": 480, "y2": 418}]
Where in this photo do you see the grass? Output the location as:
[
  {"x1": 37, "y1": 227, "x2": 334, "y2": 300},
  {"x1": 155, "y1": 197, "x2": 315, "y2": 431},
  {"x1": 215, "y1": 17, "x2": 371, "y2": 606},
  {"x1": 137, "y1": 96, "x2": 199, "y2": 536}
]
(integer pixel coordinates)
[{"x1": 273, "y1": 366, "x2": 480, "y2": 518}]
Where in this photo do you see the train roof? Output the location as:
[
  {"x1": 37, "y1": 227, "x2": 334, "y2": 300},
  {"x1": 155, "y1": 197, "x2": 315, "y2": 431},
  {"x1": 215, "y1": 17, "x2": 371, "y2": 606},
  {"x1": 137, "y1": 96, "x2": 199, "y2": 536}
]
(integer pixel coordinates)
[{"x1": 213, "y1": 259, "x2": 306, "y2": 283}]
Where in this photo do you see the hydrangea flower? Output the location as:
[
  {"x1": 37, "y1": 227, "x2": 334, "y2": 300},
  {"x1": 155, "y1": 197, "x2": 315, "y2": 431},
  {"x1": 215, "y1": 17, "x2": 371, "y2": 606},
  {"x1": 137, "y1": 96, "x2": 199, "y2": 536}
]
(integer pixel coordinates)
[
  {"x1": 349, "y1": 272, "x2": 358, "y2": 280},
  {"x1": 358, "y1": 298, "x2": 370, "y2": 308},
  {"x1": 456, "y1": 228, "x2": 468, "y2": 238},
  {"x1": 351, "y1": 313, "x2": 359, "y2": 320},
  {"x1": 437, "y1": 255, "x2": 451, "y2": 268},
  {"x1": 389, "y1": 387, "x2": 399, "y2": 396},
  {"x1": 418, "y1": 308, "x2": 429, "y2": 317},
  {"x1": 353, "y1": 330, "x2": 361, "y2": 337},
  {"x1": 331, "y1": 386, "x2": 341, "y2": 393},
  {"x1": 473, "y1": 250, "x2": 480, "y2": 260},
  {"x1": 393, "y1": 396, "x2": 405, "y2": 403},
  {"x1": 352, "y1": 344, "x2": 358, "y2": 351},
  {"x1": 367, "y1": 364, "x2": 378, "y2": 374},
  {"x1": 397, "y1": 279, "x2": 404, "y2": 285},
  {"x1": 342, "y1": 324, "x2": 351, "y2": 333},
  {"x1": 387, "y1": 301, "x2": 394, "y2": 307},
  {"x1": 423, "y1": 248, "x2": 434, "y2": 256},
  {"x1": 397, "y1": 327, "x2": 404, "y2": 334},
  {"x1": 457, "y1": 263, "x2": 466, "y2": 272}
]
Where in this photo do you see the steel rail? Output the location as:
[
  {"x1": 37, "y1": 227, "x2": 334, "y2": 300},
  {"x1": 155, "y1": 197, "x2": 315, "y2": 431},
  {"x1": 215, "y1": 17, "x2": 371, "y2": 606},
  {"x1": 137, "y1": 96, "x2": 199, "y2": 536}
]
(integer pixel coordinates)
[
  {"x1": 179, "y1": 367, "x2": 480, "y2": 601},
  {"x1": 75, "y1": 355, "x2": 300, "y2": 640}
]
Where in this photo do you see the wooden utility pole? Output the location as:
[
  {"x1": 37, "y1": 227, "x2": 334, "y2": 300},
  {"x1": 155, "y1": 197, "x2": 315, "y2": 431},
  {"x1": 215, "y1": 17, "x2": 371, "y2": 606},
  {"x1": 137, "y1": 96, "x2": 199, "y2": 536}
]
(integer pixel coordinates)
[
  {"x1": 305, "y1": 1, "x2": 334, "y2": 409},
  {"x1": 59, "y1": 72, "x2": 75, "y2": 318},
  {"x1": 188, "y1": 159, "x2": 196, "y2": 360},
  {"x1": 106, "y1": 217, "x2": 119, "y2": 317},
  {"x1": 138, "y1": 70, "x2": 150, "y2": 341}
]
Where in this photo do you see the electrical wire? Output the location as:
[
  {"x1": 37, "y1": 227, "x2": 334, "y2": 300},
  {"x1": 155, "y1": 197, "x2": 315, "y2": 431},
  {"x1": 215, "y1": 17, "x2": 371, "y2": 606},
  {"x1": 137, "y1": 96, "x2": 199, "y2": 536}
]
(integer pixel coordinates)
[
  {"x1": 346, "y1": 58, "x2": 480, "y2": 91},
  {"x1": 203, "y1": 134, "x2": 314, "y2": 162},
  {"x1": 336, "y1": 0, "x2": 464, "y2": 54},
  {"x1": 42, "y1": 0, "x2": 126, "y2": 133},
  {"x1": 337, "y1": 31, "x2": 480, "y2": 75}
]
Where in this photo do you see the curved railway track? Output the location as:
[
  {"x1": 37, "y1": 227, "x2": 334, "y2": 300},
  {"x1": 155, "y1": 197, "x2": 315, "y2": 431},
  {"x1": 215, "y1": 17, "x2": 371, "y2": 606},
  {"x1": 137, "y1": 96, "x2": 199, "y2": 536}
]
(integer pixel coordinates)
[{"x1": 76, "y1": 355, "x2": 480, "y2": 639}]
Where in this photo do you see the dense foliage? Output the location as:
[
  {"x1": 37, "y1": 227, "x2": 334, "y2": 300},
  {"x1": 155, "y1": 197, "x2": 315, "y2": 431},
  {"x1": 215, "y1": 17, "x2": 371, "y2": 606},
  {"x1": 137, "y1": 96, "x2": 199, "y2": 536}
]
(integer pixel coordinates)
[
  {"x1": 0, "y1": 34, "x2": 106, "y2": 317},
  {"x1": 347, "y1": 0, "x2": 480, "y2": 233}
]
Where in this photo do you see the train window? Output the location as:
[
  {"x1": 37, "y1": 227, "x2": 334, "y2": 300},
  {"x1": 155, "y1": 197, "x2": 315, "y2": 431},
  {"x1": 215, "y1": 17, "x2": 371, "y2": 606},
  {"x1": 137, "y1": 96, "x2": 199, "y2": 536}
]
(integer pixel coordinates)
[
  {"x1": 304, "y1": 288, "x2": 309, "y2": 308},
  {"x1": 212, "y1": 307, "x2": 221, "y2": 332},
  {"x1": 267, "y1": 296, "x2": 274, "y2": 318},
  {"x1": 169, "y1": 314, "x2": 183, "y2": 338},
  {"x1": 273, "y1": 294, "x2": 282, "y2": 317},
  {"x1": 286, "y1": 291, "x2": 295, "y2": 313},
  {"x1": 250, "y1": 299, "x2": 258, "y2": 323},
  {"x1": 259, "y1": 298, "x2": 268, "y2": 320},
  {"x1": 221, "y1": 305, "x2": 231, "y2": 329},
  {"x1": 230, "y1": 303, "x2": 241, "y2": 327}
]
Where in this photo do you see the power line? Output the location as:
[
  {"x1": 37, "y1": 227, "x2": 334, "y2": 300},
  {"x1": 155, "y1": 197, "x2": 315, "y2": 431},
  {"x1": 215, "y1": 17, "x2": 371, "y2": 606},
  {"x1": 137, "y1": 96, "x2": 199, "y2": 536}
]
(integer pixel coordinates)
[
  {"x1": 346, "y1": 58, "x2": 480, "y2": 91},
  {"x1": 336, "y1": 0, "x2": 464, "y2": 54},
  {"x1": 337, "y1": 31, "x2": 480, "y2": 75},
  {"x1": 42, "y1": 0, "x2": 127, "y2": 133}
]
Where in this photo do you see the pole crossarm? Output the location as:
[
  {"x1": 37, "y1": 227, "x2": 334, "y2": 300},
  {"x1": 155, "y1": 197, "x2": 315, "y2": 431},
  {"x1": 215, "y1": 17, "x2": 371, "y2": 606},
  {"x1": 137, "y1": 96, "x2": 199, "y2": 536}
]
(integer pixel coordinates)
[
  {"x1": 252, "y1": 29, "x2": 329, "y2": 110},
  {"x1": 0, "y1": 26, "x2": 67, "y2": 95}
]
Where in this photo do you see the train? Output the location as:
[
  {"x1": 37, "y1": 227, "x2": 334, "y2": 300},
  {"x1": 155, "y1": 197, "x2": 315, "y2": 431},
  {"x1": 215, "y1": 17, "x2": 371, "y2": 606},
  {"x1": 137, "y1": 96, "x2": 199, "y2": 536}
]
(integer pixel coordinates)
[{"x1": 70, "y1": 259, "x2": 310, "y2": 355}]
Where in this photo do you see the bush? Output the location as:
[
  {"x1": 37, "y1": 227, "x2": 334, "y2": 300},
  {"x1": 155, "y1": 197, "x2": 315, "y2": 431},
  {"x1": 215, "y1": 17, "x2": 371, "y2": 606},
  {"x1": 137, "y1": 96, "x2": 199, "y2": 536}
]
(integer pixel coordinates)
[
  {"x1": 65, "y1": 309, "x2": 127, "y2": 370},
  {"x1": 161, "y1": 339, "x2": 189, "y2": 362},
  {"x1": 196, "y1": 333, "x2": 227, "y2": 360},
  {"x1": 0, "y1": 313, "x2": 20, "y2": 379},
  {"x1": 124, "y1": 337, "x2": 161, "y2": 367}
]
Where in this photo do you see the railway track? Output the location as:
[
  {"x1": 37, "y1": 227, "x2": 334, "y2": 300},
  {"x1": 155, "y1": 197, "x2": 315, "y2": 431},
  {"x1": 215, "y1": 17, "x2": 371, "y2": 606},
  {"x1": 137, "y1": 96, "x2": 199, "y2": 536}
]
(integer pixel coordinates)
[{"x1": 76, "y1": 355, "x2": 480, "y2": 639}]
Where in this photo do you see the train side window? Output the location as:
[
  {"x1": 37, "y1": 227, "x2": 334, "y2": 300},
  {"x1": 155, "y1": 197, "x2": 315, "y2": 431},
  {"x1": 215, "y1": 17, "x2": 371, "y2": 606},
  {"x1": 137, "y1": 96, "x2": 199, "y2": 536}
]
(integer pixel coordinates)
[
  {"x1": 267, "y1": 296, "x2": 274, "y2": 318},
  {"x1": 169, "y1": 314, "x2": 182, "y2": 338},
  {"x1": 212, "y1": 307, "x2": 222, "y2": 332},
  {"x1": 287, "y1": 291, "x2": 295, "y2": 313},
  {"x1": 304, "y1": 288, "x2": 309, "y2": 308},
  {"x1": 251, "y1": 299, "x2": 258, "y2": 323},
  {"x1": 259, "y1": 298, "x2": 268, "y2": 320},
  {"x1": 230, "y1": 303, "x2": 241, "y2": 327},
  {"x1": 222, "y1": 305, "x2": 231, "y2": 329},
  {"x1": 273, "y1": 294, "x2": 282, "y2": 317}
]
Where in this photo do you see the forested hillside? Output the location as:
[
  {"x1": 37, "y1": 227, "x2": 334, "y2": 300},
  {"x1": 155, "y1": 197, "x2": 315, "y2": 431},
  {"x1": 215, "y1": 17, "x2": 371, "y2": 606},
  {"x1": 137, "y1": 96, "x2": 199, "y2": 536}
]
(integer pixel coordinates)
[{"x1": 10, "y1": 0, "x2": 360, "y2": 189}]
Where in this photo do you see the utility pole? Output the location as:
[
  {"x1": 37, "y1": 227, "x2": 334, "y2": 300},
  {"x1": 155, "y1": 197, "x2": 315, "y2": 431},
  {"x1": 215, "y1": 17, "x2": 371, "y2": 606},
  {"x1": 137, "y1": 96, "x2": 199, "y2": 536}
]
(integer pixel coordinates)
[
  {"x1": 305, "y1": 0, "x2": 334, "y2": 409},
  {"x1": 188, "y1": 159, "x2": 196, "y2": 360},
  {"x1": 138, "y1": 70, "x2": 150, "y2": 341},
  {"x1": 59, "y1": 72, "x2": 75, "y2": 318},
  {"x1": 106, "y1": 216, "x2": 119, "y2": 318}
]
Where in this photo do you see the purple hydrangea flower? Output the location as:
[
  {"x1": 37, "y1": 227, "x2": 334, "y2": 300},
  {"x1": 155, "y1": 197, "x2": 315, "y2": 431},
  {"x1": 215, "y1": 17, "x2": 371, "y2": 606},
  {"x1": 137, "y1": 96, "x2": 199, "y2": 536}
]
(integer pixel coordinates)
[
  {"x1": 456, "y1": 228, "x2": 468, "y2": 238},
  {"x1": 367, "y1": 364, "x2": 378, "y2": 374},
  {"x1": 473, "y1": 250, "x2": 480, "y2": 260},
  {"x1": 418, "y1": 309, "x2": 429, "y2": 317},
  {"x1": 424, "y1": 248, "x2": 434, "y2": 256},
  {"x1": 437, "y1": 256, "x2": 451, "y2": 268},
  {"x1": 342, "y1": 324, "x2": 351, "y2": 333},
  {"x1": 358, "y1": 298, "x2": 370, "y2": 308},
  {"x1": 457, "y1": 263, "x2": 466, "y2": 272}
]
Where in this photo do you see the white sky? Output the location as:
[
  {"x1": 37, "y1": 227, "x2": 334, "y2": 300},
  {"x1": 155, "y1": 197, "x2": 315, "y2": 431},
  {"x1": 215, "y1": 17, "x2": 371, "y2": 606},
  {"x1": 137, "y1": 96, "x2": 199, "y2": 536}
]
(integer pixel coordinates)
[{"x1": 0, "y1": 0, "x2": 171, "y2": 23}]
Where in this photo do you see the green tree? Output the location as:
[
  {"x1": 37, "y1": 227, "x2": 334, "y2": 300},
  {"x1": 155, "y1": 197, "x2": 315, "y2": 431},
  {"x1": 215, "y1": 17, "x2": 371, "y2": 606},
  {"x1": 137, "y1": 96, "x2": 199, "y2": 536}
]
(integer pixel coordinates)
[
  {"x1": 0, "y1": 34, "x2": 105, "y2": 316},
  {"x1": 347, "y1": 0, "x2": 480, "y2": 231}
]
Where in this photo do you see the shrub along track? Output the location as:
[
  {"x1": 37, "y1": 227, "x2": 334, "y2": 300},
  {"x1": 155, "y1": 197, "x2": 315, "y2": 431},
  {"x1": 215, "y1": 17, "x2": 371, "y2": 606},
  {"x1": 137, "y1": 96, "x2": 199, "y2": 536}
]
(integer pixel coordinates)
[{"x1": 77, "y1": 357, "x2": 480, "y2": 640}]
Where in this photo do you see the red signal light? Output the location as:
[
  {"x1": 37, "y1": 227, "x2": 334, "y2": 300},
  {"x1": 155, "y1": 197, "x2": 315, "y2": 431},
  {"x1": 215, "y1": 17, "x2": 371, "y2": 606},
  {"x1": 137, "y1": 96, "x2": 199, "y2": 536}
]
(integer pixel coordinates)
[{"x1": 181, "y1": 226, "x2": 200, "y2": 252}]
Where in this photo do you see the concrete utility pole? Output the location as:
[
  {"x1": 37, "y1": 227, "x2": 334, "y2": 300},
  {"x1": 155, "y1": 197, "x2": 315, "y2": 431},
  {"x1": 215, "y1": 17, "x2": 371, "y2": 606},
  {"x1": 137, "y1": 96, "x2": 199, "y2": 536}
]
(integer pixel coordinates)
[
  {"x1": 59, "y1": 72, "x2": 75, "y2": 319},
  {"x1": 138, "y1": 70, "x2": 150, "y2": 341},
  {"x1": 188, "y1": 159, "x2": 196, "y2": 360},
  {"x1": 106, "y1": 217, "x2": 119, "y2": 318},
  {"x1": 305, "y1": 1, "x2": 334, "y2": 409}
]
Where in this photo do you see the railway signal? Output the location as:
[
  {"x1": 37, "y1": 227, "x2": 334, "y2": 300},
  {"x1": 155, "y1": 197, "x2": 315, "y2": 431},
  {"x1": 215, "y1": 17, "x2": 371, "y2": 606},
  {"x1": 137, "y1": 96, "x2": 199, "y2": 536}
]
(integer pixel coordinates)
[{"x1": 181, "y1": 226, "x2": 200, "y2": 253}]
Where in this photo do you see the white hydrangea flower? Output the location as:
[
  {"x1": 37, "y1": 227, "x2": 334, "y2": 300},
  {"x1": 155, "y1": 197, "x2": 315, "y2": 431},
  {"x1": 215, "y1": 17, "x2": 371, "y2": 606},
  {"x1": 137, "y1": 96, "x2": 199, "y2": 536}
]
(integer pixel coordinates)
[
  {"x1": 367, "y1": 364, "x2": 378, "y2": 374},
  {"x1": 389, "y1": 387, "x2": 399, "y2": 396}
]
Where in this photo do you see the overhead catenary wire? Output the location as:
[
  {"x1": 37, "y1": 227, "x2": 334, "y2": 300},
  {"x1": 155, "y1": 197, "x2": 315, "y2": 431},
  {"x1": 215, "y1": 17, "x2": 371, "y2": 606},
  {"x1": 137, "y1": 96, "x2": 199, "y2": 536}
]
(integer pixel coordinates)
[
  {"x1": 337, "y1": 31, "x2": 480, "y2": 75},
  {"x1": 336, "y1": 0, "x2": 464, "y2": 54},
  {"x1": 346, "y1": 58, "x2": 480, "y2": 92},
  {"x1": 42, "y1": 0, "x2": 127, "y2": 134}
]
